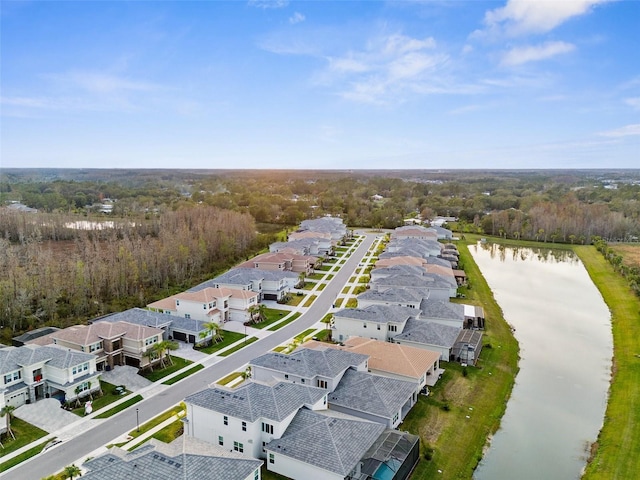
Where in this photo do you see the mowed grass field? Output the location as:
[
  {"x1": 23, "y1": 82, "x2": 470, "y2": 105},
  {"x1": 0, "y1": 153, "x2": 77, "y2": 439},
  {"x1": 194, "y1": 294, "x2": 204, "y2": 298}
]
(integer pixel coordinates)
[{"x1": 577, "y1": 245, "x2": 640, "y2": 480}]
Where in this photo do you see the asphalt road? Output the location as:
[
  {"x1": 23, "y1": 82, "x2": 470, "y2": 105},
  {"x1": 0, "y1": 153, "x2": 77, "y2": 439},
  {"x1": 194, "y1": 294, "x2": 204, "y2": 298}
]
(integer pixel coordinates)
[{"x1": 6, "y1": 232, "x2": 378, "y2": 480}]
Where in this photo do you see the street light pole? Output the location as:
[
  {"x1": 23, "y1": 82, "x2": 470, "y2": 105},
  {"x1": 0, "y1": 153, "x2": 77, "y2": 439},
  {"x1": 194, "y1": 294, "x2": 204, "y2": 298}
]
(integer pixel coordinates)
[{"x1": 136, "y1": 408, "x2": 140, "y2": 432}]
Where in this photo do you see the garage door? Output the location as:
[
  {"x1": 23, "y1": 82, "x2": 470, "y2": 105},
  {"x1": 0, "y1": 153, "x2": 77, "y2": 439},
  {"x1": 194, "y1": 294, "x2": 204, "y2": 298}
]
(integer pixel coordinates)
[
  {"x1": 7, "y1": 391, "x2": 27, "y2": 408},
  {"x1": 173, "y1": 331, "x2": 187, "y2": 342}
]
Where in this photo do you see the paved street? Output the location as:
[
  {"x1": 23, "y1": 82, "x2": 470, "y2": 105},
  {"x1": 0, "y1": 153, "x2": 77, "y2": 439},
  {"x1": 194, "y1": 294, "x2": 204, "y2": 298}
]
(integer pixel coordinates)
[{"x1": 4, "y1": 232, "x2": 380, "y2": 480}]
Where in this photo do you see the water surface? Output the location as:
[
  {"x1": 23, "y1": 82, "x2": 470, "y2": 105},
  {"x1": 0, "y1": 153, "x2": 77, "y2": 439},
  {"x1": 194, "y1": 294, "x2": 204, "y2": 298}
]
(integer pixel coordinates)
[{"x1": 472, "y1": 244, "x2": 612, "y2": 480}]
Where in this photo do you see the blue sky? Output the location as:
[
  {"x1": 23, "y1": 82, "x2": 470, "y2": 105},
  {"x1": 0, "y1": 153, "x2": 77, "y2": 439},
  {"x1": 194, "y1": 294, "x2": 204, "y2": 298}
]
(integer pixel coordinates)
[{"x1": 1, "y1": 0, "x2": 638, "y2": 169}]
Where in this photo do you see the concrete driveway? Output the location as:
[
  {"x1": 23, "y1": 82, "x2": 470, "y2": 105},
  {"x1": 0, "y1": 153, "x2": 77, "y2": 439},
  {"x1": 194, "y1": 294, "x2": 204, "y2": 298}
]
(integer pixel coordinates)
[
  {"x1": 14, "y1": 398, "x2": 81, "y2": 434},
  {"x1": 99, "y1": 365, "x2": 153, "y2": 392}
]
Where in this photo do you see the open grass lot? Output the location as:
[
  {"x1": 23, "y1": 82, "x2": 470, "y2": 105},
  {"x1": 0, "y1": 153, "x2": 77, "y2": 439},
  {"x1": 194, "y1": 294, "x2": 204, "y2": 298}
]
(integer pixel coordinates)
[
  {"x1": 402, "y1": 239, "x2": 519, "y2": 480},
  {"x1": 608, "y1": 243, "x2": 640, "y2": 268},
  {"x1": 576, "y1": 246, "x2": 640, "y2": 479},
  {"x1": 250, "y1": 308, "x2": 291, "y2": 329}
]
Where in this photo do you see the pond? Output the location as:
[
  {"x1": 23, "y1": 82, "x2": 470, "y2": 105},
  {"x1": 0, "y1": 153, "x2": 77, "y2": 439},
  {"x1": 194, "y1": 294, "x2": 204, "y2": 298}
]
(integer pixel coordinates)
[{"x1": 471, "y1": 243, "x2": 612, "y2": 480}]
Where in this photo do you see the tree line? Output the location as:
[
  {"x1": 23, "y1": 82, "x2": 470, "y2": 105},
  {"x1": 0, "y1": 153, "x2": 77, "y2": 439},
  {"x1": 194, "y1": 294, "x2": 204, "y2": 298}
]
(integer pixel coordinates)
[{"x1": 0, "y1": 206, "x2": 260, "y2": 340}]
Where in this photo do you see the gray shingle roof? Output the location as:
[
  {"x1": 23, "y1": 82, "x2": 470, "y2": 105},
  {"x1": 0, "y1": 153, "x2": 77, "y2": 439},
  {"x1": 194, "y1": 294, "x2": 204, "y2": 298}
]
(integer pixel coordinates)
[
  {"x1": 265, "y1": 408, "x2": 385, "y2": 476},
  {"x1": 333, "y1": 304, "x2": 417, "y2": 324},
  {"x1": 328, "y1": 369, "x2": 417, "y2": 419},
  {"x1": 357, "y1": 288, "x2": 426, "y2": 304},
  {"x1": 371, "y1": 274, "x2": 451, "y2": 290},
  {"x1": 393, "y1": 319, "x2": 461, "y2": 348},
  {"x1": 419, "y1": 299, "x2": 465, "y2": 321},
  {"x1": 82, "y1": 437, "x2": 261, "y2": 480},
  {"x1": 93, "y1": 308, "x2": 173, "y2": 329},
  {"x1": 184, "y1": 381, "x2": 326, "y2": 422},
  {"x1": 250, "y1": 348, "x2": 368, "y2": 378},
  {"x1": 370, "y1": 264, "x2": 428, "y2": 278},
  {"x1": 192, "y1": 267, "x2": 298, "y2": 292},
  {"x1": 0, "y1": 344, "x2": 94, "y2": 375}
]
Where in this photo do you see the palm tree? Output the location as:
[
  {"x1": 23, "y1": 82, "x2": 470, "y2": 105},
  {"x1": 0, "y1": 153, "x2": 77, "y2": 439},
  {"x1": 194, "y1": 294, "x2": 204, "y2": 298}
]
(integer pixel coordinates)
[
  {"x1": 248, "y1": 304, "x2": 267, "y2": 324},
  {"x1": 0, "y1": 405, "x2": 16, "y2": 440},
  {"x1": 161, "y1": 340, "x2": 179, "y2": 366},
  {"x1": 63, "y1": 463, "x2": 82, "y2": 479},
  {"x1": 74, "y1": 385, "x2": 83, "y2": 407},
  {"x1": 151, "y1": 342, "x2": 166, "y2": 369},
  {"x1": 199, "y1": 321, "x2": 223, "y2": 346}
]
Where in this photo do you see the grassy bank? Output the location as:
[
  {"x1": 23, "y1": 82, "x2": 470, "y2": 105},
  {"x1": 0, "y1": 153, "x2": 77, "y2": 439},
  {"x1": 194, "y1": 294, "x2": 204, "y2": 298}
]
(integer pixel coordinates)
[
  {"x1": 402, "y1": 239, "x2": 520, "y2": 479},
  {"x1": 576, "y1": 246, "x2": 640, "y2": 479}
]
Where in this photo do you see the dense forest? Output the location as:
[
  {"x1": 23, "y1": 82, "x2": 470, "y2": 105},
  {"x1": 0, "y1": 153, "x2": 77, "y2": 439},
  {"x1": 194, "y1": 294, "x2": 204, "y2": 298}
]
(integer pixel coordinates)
[{"x1": 1, "y1": 168, "x2": 639, "y2": 341}]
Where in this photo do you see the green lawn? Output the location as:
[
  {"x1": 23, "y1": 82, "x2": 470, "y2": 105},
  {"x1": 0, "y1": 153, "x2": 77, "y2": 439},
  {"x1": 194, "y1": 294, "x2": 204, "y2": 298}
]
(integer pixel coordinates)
[
  {"x1": 162, "y1": 364, "x2": 204, "y2": 385},
  {"x1": 195, "y1": 331, "x2": 246, "y2": 354},
  {"x1": 267, "y1": 313, "x2": 301, "y2": 331},
  {"x1": 95, "y1": 395, "x2": 143, "y2": 419},
  {"x1": 0, "y1": 417, "x2": 48, "y2": 463},
  {"x1": 577, "y1": 246, "x2": 640, "y2": 479},
  {"x1": 294, "y1": 328, "x2": 316, "y2": 342},
  {"x1": 250, "y1": 308, "x2": 291, "y2": 329},
  {"x1": 0, "y1": 438, "x2": 50, "y2": 472},
  {"x1": 218, "y1": 336, "x2": 259, "y2": 356},
  {"x1": 283, "y1": 294, "x2": 305, "y2": 306},
  {"x1": 127, "y1": 403, "x2": 185, "y2": 440},
  {"x1": 216, "y1": 371, "x2": 245, "y2": 386},
  {"x1": 140, "y1": 357, "x2": 193, "y2": 382},
  {"x1": 71, "y1": 380, "x2": 130, "y2": 416},
  {"x1": 345, "y1": 298, "x2": 357, "y2": 308},
  {"x1": 302, "y1": 295, "x2": 317, "y2": 307}
]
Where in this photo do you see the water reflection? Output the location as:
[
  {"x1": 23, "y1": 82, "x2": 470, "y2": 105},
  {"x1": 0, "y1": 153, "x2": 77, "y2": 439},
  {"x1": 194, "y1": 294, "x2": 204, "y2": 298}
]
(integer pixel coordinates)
[{"x1": 472, "y1": 242, "x2": 612, "y2": 480}]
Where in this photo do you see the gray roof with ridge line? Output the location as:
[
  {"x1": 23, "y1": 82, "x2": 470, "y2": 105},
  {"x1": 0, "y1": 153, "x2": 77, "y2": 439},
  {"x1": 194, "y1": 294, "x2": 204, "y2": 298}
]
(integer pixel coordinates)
[
  {"x1": 265, "y1": 408, "x2": 385, "y2": 476},
  {"x1": 357, "y1": 288, "x2": 426, "y2": 304},
  {"x1": 184, "y1": 381, "x2": 326, "y2": 422},
  {"x1": 250, "y1": 347, "x2": 368, "y2": 378},
  {"x1": 328, "y1": 369, "x2": 417, "y2": 419},
  {"x1": 333, "y1": 304, "x2": 417, "y2": 324},
  {"x1": 0, "y1": 344, "x2": 95, "y2": 375},
  {"x1": 82, "y1": 437, "x2": 261, "y2": 480},
  {"x1": 419, "y1": 299, "x2": 465, "y2": 320},
  {"x1": 393, "y1": 319, "x2": 461, "y2": 347}
]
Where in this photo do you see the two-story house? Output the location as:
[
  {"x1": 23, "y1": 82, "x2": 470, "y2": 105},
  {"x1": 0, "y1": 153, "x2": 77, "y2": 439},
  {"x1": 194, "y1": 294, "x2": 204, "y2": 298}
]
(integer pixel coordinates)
[
  {"x1": 28, "y1": 321, "x2": 164, "y2": 370},
  {"x1": 148, "y1": 286, "x2": 259, "y2": 324},
  {"x1": 250, "y1": 347, "x2": 369, "y2": 391},
  {"x1": 196, "y1": 267, "x2": 299, "y2": 302},
  {"x1": 184, "y1": 381, "x2": 327, "y2": 459},
  {"x1": 332, "y1": 304, "x2": 416, "y2": 343},
  {"x1": 0, "y1": 344, "x2": 100, "y2": 407}
]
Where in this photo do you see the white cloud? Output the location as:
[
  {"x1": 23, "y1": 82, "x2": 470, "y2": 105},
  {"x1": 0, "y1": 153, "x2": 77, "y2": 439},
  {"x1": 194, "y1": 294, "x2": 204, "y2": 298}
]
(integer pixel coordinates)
[
  {"x1": 248, "y1": 0, "x2": 288, "y2": 9},
  {"x1": 501, "y1": 41, "x2": 575, "y2": 66},
  {"x1": 46, "y1": 71, "x2": 161, "y2": 94},
  {"x1": 289, "y1": 12, "x2": 305, "y2": 25},
  {"x1": 625, "y1": 97, "x2": 640, "y2": 110},
  {"x1": 599, "y1": 124, "x2": 640, "y2": 137},
  {"x1": 479, "y1": 0, "x2": 610, "y2": 37}
]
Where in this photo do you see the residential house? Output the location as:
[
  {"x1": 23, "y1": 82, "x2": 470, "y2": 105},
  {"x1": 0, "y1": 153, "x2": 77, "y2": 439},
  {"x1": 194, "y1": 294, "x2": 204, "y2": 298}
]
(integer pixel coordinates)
[
  {"x1": 81, "y1": 437, "x2": 262, "y2": 480},
  {"x1": 369, "y1": 274, "x2": 455, "y2": 300},
  {"x1": 299, "y1": 217, "x2": 348, "y2": 244},
  {"x1": 327, "y1": 369, "x2": 417, "y2": 429},
  {"x1": 452, "y1": 329, "x2": 484, "y2": 365},
  {"x1": 357, "y1": 288, "x2": 425, "y2": 310},
  {"x1": 0, "y1": 344, "x2": 100, "y2": 407},
  {"x1": 28, "y1": 321, "x2": 164, "y2": 370},
  {"x1": 419, "y1": 299, "x2": 465, "y2": 328},
  {"x1": 250, "y1": 347, "x2": 369, "y2": 391},
  {"x1": 426, "y1": 225, "x2": 454, "y2": 240},
  {"x1": 264, "y1": 408, "x2": 385, "y2": 480},
  {"x1": 184, "y1": 381, "x2": 327, "y2": 459},
  {"x1": 147, "y1": 287, "x2": 258, "y2": 324},
  {"x1": 332, "y1": 304, "x2": 416, "y2": 343},
  {"x1": 238, "y1": 252, "x2": 317, "y2": 276},
  {"x1": 303, "y1": 337, "x2": 443, "y2": 390},
  {"x1": 391, "y1": 319, "x2": 462, "y2": 361},
  {"x1": 197, "y1": 267, "x2": 299, "y2": 302},
  {"x1": 391, "y1": 226, "x2": 438, "y2": 241}
]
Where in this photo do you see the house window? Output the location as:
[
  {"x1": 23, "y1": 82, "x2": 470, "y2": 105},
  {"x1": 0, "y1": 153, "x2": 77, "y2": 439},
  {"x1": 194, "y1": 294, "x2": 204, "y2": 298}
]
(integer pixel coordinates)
[
  {"x1": 393, "y1": 412, "x2": 399, "y2": 424},
  {"x1": 363, "y1": 323, "x2": 367, "y2": 328},
  {"x1": 262, "y1": 441, "x2": 267, "y2": 453},
  {"x1": 242, "y1": 421, "x2": 247, "y2": 432},
  {"x1": 176, "y1": 300, "x2": 180, "y2": 306},
  {"x1": 389, "y1": 325, "x2": 397, "y2": 332},
  {"x1": 261, "y1": 422, "x2": 273, "y2": 434},
  {"x1": 72, "y1": 363, "x2": 90, "y2": 375},
  {"x1": 284, "y1": 374, "x2": 289, "y2": 380},
  {"x1": 203, "y1": 304, "x2": 207, "y2": 310},
  {"x1": 3, "y1": 370, "x2": 21, "y2": 385},
  {"x1": 145, "y1": 337, "x2": 158, "y2": 346},
  {"x1": 185, "y1": 314, "x2": 191, "y2": 319},
  {"x1": 89, "y1": 341, "x2": 103, "y2": 352},
  {"x1": 209, "y1": 302, "x2": 216, "y2": 308},
  {"x1": 377, "y1": 324, "x2": 381, "y2": 330},
  {"x1": 269, "y1": 453, "x2": 275, "y2": 464},
  {"x1": 223, "y1": 415, "x2": 228, "y2": 426},
  {"x1": 254, "y1": 470, "x2": 259, "y2": 480},
  {"x1": 218, "y1": 436, "x2": 224, "y2": 446},
  {"x1": 233, "y1": 441, "x2": 244, "y2": 453},
  {"x1": 317, "y1": 379, "x2": 327, "y2": 389},
  {"x1": 301, "y1": 378, "x2": 305, "y2": 384}
]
